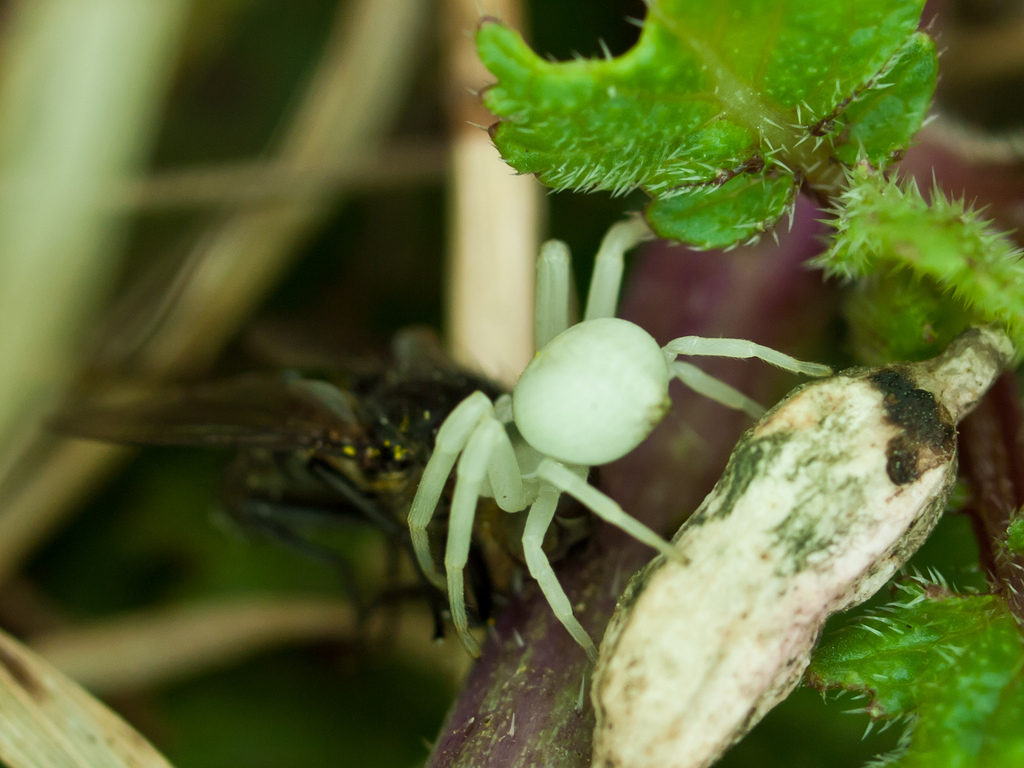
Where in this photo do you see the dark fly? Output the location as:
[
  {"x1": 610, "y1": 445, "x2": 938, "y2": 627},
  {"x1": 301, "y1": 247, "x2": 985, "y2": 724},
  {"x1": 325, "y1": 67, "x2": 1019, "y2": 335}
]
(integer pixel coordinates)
[{"x1": 52, "y1": 328, "x2": 587, "y2": 635}]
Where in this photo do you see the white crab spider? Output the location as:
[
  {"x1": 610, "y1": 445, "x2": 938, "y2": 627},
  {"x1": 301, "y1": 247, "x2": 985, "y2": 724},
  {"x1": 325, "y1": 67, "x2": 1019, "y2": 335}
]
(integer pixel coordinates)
[{"x1": 408, "y1": 219, "x2": 831, "y2": 660}]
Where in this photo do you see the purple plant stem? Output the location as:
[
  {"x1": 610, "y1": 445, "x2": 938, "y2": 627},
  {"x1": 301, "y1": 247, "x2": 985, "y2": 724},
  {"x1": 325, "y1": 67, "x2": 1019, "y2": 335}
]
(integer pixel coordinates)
[
  {"x1": 424, "y1": 198, "x2": 836, "y2": 768},
  {"x1": 901, "y1": 136, "x2": 1024, "y2": 623},
  {"x1": 957, "y1": 373, "x2": 1024, "y2": 624}
]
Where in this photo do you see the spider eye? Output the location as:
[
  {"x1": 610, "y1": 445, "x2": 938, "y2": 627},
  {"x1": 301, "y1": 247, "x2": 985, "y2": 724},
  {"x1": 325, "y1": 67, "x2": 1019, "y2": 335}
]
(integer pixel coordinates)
[{"x1": 512, "y1": 317, "x2": 670, "y2": 466}]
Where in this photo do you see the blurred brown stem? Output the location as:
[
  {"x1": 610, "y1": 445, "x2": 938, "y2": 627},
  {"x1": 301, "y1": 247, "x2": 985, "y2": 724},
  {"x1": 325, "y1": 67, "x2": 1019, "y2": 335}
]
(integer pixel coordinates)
[
  {"x1": 957, "y1": 373, "x2": 1024, "y2": 624},
  {"x1": 442, "y1": 0, "x2": 541, "y2": 388},
  {"x1": 107, "y1": 139, "x2": 446, "y2": 211},
  {"x1": 30, "y1": 597, "x2": 471, "y2": 695}
]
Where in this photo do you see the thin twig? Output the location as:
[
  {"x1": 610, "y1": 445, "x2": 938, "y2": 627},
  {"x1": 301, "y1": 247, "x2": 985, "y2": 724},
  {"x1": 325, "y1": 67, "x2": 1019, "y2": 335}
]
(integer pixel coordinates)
[
  {"x1": 443, "y1": 0, "x2": 541, "y2": 388},
  {"x1": 31, "y1": 597, "x2": 471, "y2": 695},
  {"x1": 99, "y1": 139, "x2": 445, "y2": 211}
]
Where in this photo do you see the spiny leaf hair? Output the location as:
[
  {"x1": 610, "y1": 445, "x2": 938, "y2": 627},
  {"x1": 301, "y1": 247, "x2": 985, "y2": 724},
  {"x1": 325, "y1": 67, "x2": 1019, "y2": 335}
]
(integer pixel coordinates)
[{"x1": 816, "y1": 169, "x2": 1024, "y2": 360}]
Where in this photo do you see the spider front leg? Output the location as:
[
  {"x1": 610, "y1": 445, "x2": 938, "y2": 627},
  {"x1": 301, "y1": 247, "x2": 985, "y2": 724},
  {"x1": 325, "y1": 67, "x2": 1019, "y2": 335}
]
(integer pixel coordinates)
[
  {"x1": 663, "y1": 336, "x2": 832, "y2": 377},
  {"x1": 663, "y1": 337, "x2": 832, "y2": 416},
  {"x1": 583, "y1": 218, "x2": 651, "y2": 321},
  {"x1": 445, "y1": 415, "x2": 527, "y2": 655},
  {"x1": 408, "y1": 391, "x2": 495, "y2": 588},
  {"x1": 535, "y1": 217, "x2": 650, "y2": 352},
  {"x1": 535, "y1": 239, "x2": 574, "y2": 350}
]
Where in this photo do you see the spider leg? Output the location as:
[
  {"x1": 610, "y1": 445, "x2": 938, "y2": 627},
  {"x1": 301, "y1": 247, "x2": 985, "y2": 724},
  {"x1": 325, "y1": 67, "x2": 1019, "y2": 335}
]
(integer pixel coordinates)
[
  {"x1": 662, "y1": 336, "x2": 832, "y2": 377},
  {"x1": 669, "y1": 360, "x2": 765, "y2": 419},
  {"x1": 484, "y1": 416, "x2": 527, "y2": 513},
  {"x1": 446, "y1": 416, "x2": 512, "y2": 656},
  {"x1": 583, "y1": 218, "x2": 651, "y2": 322},
  {"x1": 537, "y1": 459, "x2": 684, "y2": 564},
  {"x1": 523, "y1": 483, "x2": 598, "y2": 660},
  {"x1": 535, "y1": 240, "x2": 574, "y2": 350},
  {"x1": 493, "y1": 393, "x2": 513, "y2": 424},
  {"x1": 408, "y1": 391, "x2": 493, "y2": 588}
]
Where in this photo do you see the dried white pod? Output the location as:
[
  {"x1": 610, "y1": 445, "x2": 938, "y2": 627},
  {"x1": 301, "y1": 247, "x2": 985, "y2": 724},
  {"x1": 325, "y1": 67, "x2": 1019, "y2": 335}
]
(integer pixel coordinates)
[{"x1": 591, "y1": 326, "x2": 1015, "y2": 768}]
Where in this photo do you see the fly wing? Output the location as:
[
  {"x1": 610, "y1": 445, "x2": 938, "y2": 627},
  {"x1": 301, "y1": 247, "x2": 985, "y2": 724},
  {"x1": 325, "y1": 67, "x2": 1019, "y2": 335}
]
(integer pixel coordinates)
[{"x1": 51, "y1": 373, "x2": 367, "y2": 451}]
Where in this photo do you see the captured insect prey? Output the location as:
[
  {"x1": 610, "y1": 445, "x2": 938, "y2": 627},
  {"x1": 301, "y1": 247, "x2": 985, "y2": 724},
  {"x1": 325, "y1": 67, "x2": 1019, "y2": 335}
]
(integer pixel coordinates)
[{"x1": 51, "y1": 328, "x2": 590, "y2": 639}]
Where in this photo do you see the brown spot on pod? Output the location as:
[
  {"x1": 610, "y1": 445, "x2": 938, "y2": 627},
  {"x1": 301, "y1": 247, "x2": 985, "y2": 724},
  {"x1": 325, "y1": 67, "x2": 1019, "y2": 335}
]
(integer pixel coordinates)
[{"x1": 867, "y1": 367, "x2": 955, "y2": 485}]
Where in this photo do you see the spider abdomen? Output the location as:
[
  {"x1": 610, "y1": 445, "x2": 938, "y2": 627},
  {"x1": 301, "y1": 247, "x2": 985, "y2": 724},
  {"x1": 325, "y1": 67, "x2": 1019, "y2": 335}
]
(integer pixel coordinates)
[{"x1": 512, "y1": 317, "x2": 670, "y2": 466}]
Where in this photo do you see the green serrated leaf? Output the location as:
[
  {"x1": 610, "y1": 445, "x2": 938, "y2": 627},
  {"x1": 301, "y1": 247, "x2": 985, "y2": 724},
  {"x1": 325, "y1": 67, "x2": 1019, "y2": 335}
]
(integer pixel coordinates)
[
  {"x1": 833, "y1": 33, "x2": 937, "y2": 167},
  {"x1": 817, "y1": 170, "x2": 1024, "y2": 362},
  {"x1": 807, "y1": 581, "x2": 1024, "y2": 768},
  {"x1": 645, "y1": 172, "x2": 795, "y2": 249},
  {"x1": 478, "y1": 0, "x2": 936, "y2": 247}
]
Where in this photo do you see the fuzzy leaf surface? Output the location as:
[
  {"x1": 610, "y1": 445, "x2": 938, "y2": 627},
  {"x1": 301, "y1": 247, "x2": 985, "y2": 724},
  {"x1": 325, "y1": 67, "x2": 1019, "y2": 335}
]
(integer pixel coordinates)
[
  {"x1": 478, "y1": 0, "x2": 936, "y2": 247},
  {"x1": 1010, "y1": 514, "x2": 1024, "y2": 555},
  {"x1": 645, "y1": 173, "x2": 797, "y2": 249},
  {"x1": 807, "y1": 583, "x2": 1024, "y2": 768},
  {"x1": 817, "y1": 171, "x2": 1024, "y2": 362}
]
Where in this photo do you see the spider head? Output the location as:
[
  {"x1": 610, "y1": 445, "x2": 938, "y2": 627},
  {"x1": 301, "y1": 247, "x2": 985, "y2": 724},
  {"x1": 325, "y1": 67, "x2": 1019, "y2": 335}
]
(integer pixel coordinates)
[{"x1": 512, "y1": 317, "x2": 670, "y2": 466}]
